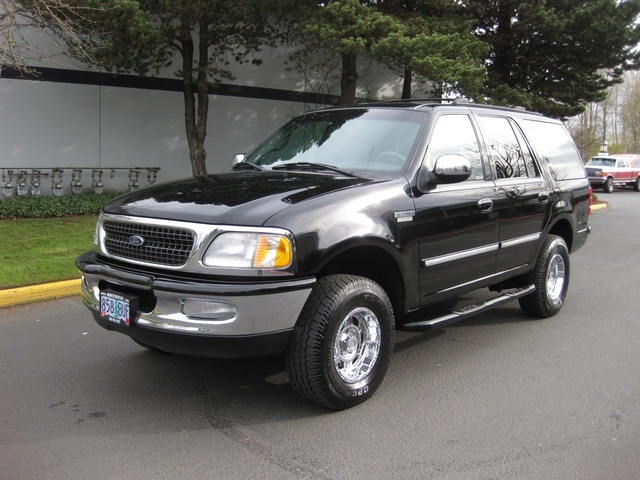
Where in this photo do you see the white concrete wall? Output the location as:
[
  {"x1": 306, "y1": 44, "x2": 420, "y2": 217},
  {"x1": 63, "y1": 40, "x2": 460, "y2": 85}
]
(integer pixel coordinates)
[
  {"x1": 0, "y1": 73, "x2": 310, "y2": 193},
  {"x1": 0, "y1": 36, "x2": 407, "y2": 195}
]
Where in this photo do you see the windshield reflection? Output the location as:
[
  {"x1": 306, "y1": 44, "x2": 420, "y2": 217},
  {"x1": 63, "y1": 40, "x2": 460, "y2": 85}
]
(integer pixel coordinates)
[{"x1": 244, "y1": 109, "x2": 424, "y2": 177}]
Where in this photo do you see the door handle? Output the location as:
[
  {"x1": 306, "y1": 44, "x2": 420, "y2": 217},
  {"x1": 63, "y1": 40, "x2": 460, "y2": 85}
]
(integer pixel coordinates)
[
  {"x1": 478, "y1": 198, "x2": 494, "y2": 213},
  {"x1": 538, "y1": 191, "x2": 550, "y2": 203}
]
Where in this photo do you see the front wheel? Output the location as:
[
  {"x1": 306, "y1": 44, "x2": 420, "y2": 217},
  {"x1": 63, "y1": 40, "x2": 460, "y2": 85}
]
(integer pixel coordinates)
[
  {"x1": 634, "y1": 176, "x2": 640, "y2": 192},
  {"x1": 285, "y1": 275, "x2": 395, "y2": 410},
  {"x1": 519, "y1": 235, "x2": 570, "y2": 318}
]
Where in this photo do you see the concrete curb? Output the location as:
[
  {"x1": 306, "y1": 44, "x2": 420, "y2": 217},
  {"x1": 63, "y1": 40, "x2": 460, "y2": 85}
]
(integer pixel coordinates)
[{"x1": 0, "y1": 279, "x2": 81, "y2": 308}]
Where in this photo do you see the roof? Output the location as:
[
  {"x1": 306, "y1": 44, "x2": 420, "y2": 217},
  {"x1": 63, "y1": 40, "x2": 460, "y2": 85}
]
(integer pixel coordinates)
[{"x1": 355, "y1": 98, "x2": 543, "y2": 116}]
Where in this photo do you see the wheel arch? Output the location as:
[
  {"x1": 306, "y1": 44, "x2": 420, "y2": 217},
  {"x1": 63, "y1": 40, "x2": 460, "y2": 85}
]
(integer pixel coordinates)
[
  {"x1": 546, "y1": 216, "x2": 574, "y2": 252},
  {"x1": 315, "y1": 242, "x2": 407, "y2": 317}
]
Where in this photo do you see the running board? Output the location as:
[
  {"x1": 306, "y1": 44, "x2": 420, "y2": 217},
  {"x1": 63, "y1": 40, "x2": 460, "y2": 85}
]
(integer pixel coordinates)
[{"x1": 399, "y1": 285, "x2": 535, "y2": 332}]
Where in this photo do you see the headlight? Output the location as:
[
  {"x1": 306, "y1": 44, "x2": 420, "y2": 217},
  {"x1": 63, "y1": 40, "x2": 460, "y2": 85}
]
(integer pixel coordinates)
[{"x1": 202, "y1": 232, "x2": 293, "y2": 269}]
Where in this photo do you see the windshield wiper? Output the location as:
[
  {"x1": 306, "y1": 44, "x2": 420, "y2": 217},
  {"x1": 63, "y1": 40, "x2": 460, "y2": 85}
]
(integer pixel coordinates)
[
  {"x1": 232, "y1": 162, "x2": 264, "y2": 171},
  {"x1": 271, "y1": 162, "x2": 358, "y2": 177}
]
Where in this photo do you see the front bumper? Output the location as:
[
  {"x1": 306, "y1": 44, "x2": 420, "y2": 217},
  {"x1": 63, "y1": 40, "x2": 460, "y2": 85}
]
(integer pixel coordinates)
[
  {"x1": 587, "y1": 177, "x2": 606, "y2": 186},
  {"x1": 77, "y1": 252, "x2": 314, "y2": 358}
]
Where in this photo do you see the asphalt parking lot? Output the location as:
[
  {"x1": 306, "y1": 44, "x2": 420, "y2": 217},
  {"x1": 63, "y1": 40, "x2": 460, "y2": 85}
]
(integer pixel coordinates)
[{"x1": 1, "y1": 190, "x2": 639, "y2": 480}]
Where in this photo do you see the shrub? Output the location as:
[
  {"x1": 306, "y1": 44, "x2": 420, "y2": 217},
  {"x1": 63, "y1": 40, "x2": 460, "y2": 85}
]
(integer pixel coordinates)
[{"x1": 0, "y1": 193, "x2": 122, "y2": 219}]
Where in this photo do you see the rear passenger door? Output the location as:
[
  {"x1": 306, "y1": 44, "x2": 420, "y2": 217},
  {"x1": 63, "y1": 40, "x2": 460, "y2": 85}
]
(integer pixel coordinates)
[
  {"x1": 475, "y1": 115, "x2": 551, "y2": 274},
  {"x1": 615, "y1": 159, "x2": 632, "y2": 182},
  {"x1": 415, "y1": 112, "x2": 499, "y2": 301}
]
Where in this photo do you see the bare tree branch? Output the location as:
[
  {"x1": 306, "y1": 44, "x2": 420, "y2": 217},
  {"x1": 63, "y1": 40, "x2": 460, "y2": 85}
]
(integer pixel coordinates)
[{"x1": 1, "y1": 0, "x2": 110, "y2": 76}]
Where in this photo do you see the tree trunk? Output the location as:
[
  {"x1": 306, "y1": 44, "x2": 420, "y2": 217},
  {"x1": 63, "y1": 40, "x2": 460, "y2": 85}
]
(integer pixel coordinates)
[
  {"x1": 402, "y1": 68, "x2": 412, "y2": 99},
  {"x1": 195, "y1": 19, "x2": 209, "y2": 176},
  {"x1": 336, "y1": 53, "x2": 358, "y2": 105},
  {"x1": 491, "y1": 3, "x2": 514, "y2": 88},
  {"x1": 180, "y1": 18, "x2": 208, "y2": 177}
]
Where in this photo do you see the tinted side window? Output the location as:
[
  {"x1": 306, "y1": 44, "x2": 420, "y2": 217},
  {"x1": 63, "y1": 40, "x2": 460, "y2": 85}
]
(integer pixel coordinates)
[
  {"x1": 521, "y1": 119, "x2": 586, "y2": 180},
  {"x1": 428, "y1": 114, "x2": 484, "y2": 181},
  {"x1": 477, "y1": 115, "x2": 532, "y2": 179}
]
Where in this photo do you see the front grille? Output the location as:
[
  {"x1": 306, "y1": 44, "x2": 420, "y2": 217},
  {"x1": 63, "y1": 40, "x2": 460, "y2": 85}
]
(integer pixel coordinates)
[{"x1": 102, "y1": 220, "x2": 195, "y2": 266}]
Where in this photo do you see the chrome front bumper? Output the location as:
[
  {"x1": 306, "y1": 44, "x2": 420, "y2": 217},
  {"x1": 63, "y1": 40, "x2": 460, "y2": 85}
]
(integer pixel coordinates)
[{"x1": 81, "y1": 271, "x2": 314, "y2": 337}]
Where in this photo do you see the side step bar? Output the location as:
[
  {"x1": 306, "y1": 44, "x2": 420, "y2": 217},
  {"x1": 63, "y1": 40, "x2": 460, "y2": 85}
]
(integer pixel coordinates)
[{"x1": 399, "y1": 285, "x2": 535, "y2": 332}]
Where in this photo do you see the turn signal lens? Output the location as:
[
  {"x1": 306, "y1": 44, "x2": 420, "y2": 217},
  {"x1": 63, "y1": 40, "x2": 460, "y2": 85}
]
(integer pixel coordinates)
[{"x1": 254, "y1": 234, "x2": 292, "y2": 269}]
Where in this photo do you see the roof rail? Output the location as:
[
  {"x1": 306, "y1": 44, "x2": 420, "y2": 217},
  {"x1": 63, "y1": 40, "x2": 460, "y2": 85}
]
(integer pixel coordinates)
[
  {"x1": 361, "y1": 98, "x2": 537, "y2": 114},
  {"x1": 377, "y1": 97, "x2": 455, "y2": 104}
]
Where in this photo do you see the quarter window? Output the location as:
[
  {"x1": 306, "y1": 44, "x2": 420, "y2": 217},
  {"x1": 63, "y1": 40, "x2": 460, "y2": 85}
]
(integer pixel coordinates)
[{"x1": 521, "y1": 119, "x2": 586, "y2": 180}]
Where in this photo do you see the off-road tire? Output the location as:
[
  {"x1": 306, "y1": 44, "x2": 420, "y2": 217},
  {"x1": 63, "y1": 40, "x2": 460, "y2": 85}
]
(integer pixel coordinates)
[
  {"x1": 519, "y1": 235, "x2": 570, "y2": 318},
  {"x1": 285, "y1": 275, "x2": 395, "y2": 410}
]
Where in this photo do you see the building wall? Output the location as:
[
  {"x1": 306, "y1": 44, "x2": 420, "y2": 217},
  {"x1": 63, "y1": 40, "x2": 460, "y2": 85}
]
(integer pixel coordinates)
[{"x1": 0, "y1": 40, "x2": 405, "y2": 196}]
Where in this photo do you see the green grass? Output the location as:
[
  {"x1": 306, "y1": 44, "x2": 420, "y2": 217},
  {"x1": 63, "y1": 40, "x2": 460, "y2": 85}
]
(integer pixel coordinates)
[{"x1": 0, "y1": 215, "x2": 97, "y2": 289}]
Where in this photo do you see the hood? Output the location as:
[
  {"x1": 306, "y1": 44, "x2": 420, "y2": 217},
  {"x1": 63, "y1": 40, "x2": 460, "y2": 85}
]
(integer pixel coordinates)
[{"x1": 103, "y1": 171, "x2": 371, "y2": 225}]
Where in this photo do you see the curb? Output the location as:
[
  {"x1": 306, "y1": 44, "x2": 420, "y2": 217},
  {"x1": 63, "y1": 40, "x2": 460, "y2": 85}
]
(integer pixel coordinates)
[
  {"x1": 0, "y1": 279, "x2": 81, "y2": 308},
  {"x1": 591, "y1": 202, "x2": 608, "y2": 211}
]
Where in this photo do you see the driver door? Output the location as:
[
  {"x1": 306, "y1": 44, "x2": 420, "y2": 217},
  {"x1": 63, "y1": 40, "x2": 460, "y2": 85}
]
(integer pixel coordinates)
[{"x1": 414, "y1": 112, "x2": 498, "y2": 304}]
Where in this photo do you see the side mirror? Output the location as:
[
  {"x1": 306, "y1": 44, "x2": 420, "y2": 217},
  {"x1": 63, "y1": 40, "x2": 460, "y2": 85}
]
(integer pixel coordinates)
[
  {"x1": 434, "y1": 154, "x2": 472, "y2": 182},
  {"x1": 233, "y1": 153, "x2": 246, "y2": 165},
  {"x1": 417, "y1": 154, "x2": 472, "y2": 192}
]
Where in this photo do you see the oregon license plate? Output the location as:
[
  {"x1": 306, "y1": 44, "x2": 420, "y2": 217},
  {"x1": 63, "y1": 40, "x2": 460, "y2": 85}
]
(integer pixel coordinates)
[{"x1": 100, "y1": 290, "x2": 135, "y2": 326}]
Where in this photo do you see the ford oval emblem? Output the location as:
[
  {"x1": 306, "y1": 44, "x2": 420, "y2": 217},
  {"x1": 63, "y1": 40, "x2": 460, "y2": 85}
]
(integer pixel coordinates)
[{"x1": 129, "y1": 235, "x2": 145, "y2": 246}]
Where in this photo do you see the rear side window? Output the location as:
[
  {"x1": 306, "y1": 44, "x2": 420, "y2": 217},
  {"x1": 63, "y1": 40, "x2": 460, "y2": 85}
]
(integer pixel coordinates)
[
  {"x1": 477, "y1": 116, "x2": 538, "y2": 179},
  {"x1": 521, "y1": 119, "x2": 586, "y2": 180}
]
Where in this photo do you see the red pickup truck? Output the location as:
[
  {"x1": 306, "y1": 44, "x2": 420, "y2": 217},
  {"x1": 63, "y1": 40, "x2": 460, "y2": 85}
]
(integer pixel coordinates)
[{"x1": 585, "y1": 154, "x2": 640, "y2": 193}]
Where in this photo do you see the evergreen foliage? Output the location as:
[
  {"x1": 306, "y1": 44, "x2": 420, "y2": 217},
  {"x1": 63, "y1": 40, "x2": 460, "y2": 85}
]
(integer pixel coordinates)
[{"x1": 466, "y1": 0, "x2": 640, "y2": 118}]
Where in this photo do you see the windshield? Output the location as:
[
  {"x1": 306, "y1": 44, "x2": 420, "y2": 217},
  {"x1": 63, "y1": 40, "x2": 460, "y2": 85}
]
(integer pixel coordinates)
[
  {"x1": 587, "y1": 158, "x2": 616, "y2": 167},
  {"x1": 243, "y1": 109, "x2": 425, "y2": 177}
]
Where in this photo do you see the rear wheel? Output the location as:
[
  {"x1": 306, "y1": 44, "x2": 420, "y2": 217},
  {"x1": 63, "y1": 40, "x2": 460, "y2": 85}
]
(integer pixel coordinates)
[
  {"x1": 603, "y1": 177, "x2": 614, "y2": 193},
  {"x1": 519, "y1": 235, "x2": 570, "y2": 318},
  {"x1": 285, "y1": 275, "x2": 394, "y2": 410},
  {"x1": 634, "y1": 176, "x2": 640, "y2": 192}
]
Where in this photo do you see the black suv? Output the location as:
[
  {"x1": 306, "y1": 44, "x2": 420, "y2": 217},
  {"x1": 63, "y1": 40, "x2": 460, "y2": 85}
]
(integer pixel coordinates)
[{"x1": 77, "y1": 101, "x2": 591, "y2": 409}]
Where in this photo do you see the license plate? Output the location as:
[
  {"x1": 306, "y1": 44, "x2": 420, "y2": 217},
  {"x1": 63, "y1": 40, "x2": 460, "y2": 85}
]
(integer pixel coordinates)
[{"x1": 100, "y1": 290, "x2": 136, "y2": 326}]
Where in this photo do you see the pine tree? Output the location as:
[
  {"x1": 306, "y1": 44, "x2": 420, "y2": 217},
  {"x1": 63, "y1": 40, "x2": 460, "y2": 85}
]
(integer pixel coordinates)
[{"x1": 467, "y1": 0, "x2": 640, "y2": 118}]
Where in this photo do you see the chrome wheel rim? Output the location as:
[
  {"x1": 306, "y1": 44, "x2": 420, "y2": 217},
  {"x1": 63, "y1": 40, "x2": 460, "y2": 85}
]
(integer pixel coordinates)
[
  {"x1": 547, "y1": 253, "x2": 566, "y2": 303},
  {"x1": 333, "y1": 307, "x2": 381, "y2": 383}
]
